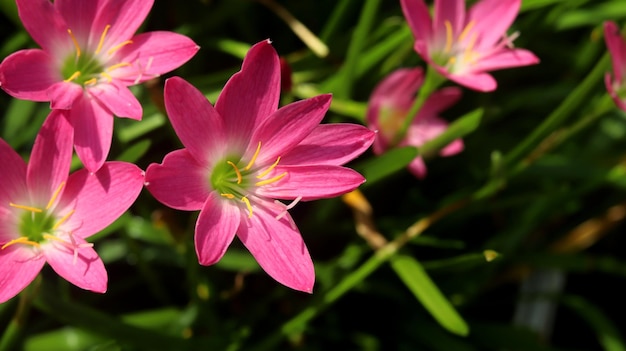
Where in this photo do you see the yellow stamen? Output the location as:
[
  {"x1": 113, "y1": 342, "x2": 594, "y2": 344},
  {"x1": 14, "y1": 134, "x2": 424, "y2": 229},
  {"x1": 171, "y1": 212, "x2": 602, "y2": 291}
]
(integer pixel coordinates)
[
  {"x1": 95, "y1": 24, "x2": 111, "y2": 54},
  {"x1": 257, "y1": 157, "x2": 281, "y2": 179},
  {"x1": 84, "y1": 78, "x2": 98, "y2": 86},
  {"x1": 106, "y1": 40, "x2": 133, "y2": 56},
  {"x1": 67, "y1": 29, "x2": 81, "y2": 57},
  {"x1": 100, "y1": 72, "x2": 113, "y2": 83},
  {"x1": 42, "y1": 233, "x2": 66, "y2": 244},
  {"x1": 64, "y1": 71, "x2": 81, "y2": 83},
  {"x1": 9, "y1": 203, "x2": 42, "y2": 213},
  {"x1": 221, "y1": 193, "x2": 235, "y2": 199},
  {"x1": 463, "y1": 33, "x2": 478, "y2": 63},
  {"x1": 52, "y1": 210, "x2": 74, "y2": 231},
  {"x1": 244, "y1": 142, "x2": 262, "y2": 171},
  {"x1": 227, "y1": 161, "x2": 243, "y2": 184},
  {"x1": 444, "y1": 20, "x2": 453, "y2": 53},
  {"x1": 2, "y1": 237, "x2": 40, "y2": 250},
  {"x1": 46, "y1": 182, "x2": 65, "y2": 210},
  {"x1": 458, "y1": 20, "x2": 475, "y2": 42},
  {"x1": 241, "y1": 196, "x2": 253, "y2": 218},
  {"x1": 106, "y1": 62, "x2": 132, "y2": 72},
  {"x1": 255, "y1": 172, "x2": 287, "y2": 187}
]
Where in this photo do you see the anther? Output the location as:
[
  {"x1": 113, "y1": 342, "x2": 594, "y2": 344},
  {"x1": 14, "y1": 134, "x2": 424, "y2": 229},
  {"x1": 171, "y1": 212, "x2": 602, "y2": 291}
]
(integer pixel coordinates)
[
  {"x1": 106, "y1": 40, "x2": 133, "y2": 56},
  {"x1": 47, "y1": 182, "x2": 66, "y2": 210},
  {"x1": 458, "y1": 20, "x2": 476, "y2": 42},
  {"x1": 444, "y1": 21, "x2": 453, "y2": 53},
  {"x1": 257, "y1": 157, "x2": 281, "y2": 179},
  {"x1": 221, "y1": 193, "x2": 236, "y2": 199},
  {"x1": 227, "y1": 161, "x2": 243, "y2": 184},
  {"x1": 100, "y1": 72, "x2": 113, "y2": 83},
  {"x1": 84, "y1": 78, "x2": 97, "y2": 86},
  {"x1": 255, "y1": 172, "x2": 287, "y2": 187},
  {"x1": 9, "y1": 203, "x2": 42, "y2": 213},
  {"x1": 52, "y1": 210, "x2": 75, "y2": 231},
  {"x1": 67, "y1": 29, "x2": 81, "y2": 58},
  {"x1": 95, "y1": 24, "x2": 111, "y2": 55},
  {"x1": 106, "y1": 62, "x2": 132, "y2": 72},
  {"x1": 1, "y1": 237, "x2": 40, "y2": 250},
  {"x1": 64, "y1": 71, "x2": 81, "y2": 83},
  {"x1": 241, "y1": 196, "x2": 253, "y2": 218},
  {"x1": 244, "y1": 142, "x2": 262, "y2": 171}
]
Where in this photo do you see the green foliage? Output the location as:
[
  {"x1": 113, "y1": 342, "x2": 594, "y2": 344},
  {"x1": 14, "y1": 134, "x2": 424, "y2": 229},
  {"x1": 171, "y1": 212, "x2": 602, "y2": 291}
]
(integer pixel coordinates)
[{"x1": 2, "y1": 0, "x2": 626, "y2": 350}]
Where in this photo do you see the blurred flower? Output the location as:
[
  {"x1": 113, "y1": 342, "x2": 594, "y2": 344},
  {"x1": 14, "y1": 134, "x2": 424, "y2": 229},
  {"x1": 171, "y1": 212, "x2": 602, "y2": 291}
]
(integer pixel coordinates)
[
  {"x1": 366, "y1": 67, "x2": 463, "y2": 178},
  {"x1": 400, "y1": 0, "x2": 539, "y2": 92},
  {"x1": 0, "y1": 112, "x2": 144, "y2": 303},
  {"x1": 604, "y1": 21, "x2": 626, "y2": 111},
  {"x1": 0, "y1": 0, "x2": 199, "y2": 172},
  {"x1": 145, "y1": 40, "x2": 375, "y2": 293}
]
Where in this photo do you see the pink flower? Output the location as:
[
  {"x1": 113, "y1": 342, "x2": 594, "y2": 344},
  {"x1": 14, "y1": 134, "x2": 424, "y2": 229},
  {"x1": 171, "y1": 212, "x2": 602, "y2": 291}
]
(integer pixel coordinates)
[
  {"x1": 145, "y1": 40, "x2": 375, "y2": 292},
  {"x1": 0, "y1": 112, "x2": 144, "y2": 303},
  {"x1": 0, "y1": 0, "x2": 199, "y2": 172},
  {"x1": 400, "y1": 0, "x2": 539, "y2": 92},
  {"x1": 604, "y1": 21, "x2": 626, "y2": 111},
  {"x1": 366, "y1": 67, "x2": 463, "y2": 178}
]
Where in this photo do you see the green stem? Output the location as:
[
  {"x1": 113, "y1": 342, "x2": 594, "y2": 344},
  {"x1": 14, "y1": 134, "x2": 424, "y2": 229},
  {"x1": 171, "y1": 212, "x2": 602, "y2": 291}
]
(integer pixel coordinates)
[
  {"x1": 0, "y1": 277, "x2": 40, "y2": 351},
  {"x1": 502, "y1": 52, "x2": 611, "y2": 169},
  {"x1": 393, "y1": 65, "x2": 444, "y2": 145}
]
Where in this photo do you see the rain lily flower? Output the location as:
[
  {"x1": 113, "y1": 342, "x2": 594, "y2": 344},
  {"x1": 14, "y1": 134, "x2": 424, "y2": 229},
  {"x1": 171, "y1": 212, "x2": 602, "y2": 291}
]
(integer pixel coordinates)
[
  {"x1": 0, "y1": 0, "x2": 199, "y2": 172},
  {"x1": 0, "y1": 112, "x2": 144, "y2": 303},
  {"x1": 400, "y1": 0, "x2": 539, "y2": 92},
  {"x1": 604, "y1": 21, "x2": 626, "y2": 111},
  {"x1": 366, "y1": 67, "x2": 463, "y2": 178},
  {"x1": 145, "y1": 40, "x2": 375, "y2": 292}
]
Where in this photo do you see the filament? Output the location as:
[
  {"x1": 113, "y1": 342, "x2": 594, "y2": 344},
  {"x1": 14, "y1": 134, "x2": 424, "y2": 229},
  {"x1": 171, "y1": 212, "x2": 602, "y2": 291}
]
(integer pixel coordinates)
[
  {"x1": 241, "y1": 196, "x2": 253, "y2": 218},
  {"x1": 458, "y1": 20, "x2": 475, "y2": 42},
  {"x1": 67, "y1": 29, "x2": 81, "y2": 57},
  {"x1": 46, "y1": 182, "x2": 66, "y2": 209},
  {"x1": 64, "y1": 71, "x2": 81, "y2": 83},
  {"x1": 9, "y1": 203, "x2": 42, "y2": 213},
  {"x1": 444, "y1": 21, "x2": 453, "y2": 53},
  {"x1": 52, "y1": 210, "x2": 75, "y2": 230},
  {"x1": 2, "y1": 237, "x2": 40, "y2": 250},
  {"x1": 106, "y1": 40, "x2": 133, "y2": 56}
]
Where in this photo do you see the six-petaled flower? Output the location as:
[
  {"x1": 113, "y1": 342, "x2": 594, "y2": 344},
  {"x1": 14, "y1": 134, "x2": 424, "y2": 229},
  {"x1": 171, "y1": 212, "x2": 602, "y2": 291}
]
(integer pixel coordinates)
[{"x1": 144, "y1": 40, "x2": 375, "y2": 292}]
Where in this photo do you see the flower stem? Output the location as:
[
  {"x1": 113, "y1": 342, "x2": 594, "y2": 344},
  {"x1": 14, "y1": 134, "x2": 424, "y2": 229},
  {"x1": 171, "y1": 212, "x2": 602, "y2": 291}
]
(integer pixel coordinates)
[
  {"x1": 393, "y1": 65, "x2": 444, "y2": 145},
  {"x1": 0, "y1": 277, "x2": 40, "y2": 351}
]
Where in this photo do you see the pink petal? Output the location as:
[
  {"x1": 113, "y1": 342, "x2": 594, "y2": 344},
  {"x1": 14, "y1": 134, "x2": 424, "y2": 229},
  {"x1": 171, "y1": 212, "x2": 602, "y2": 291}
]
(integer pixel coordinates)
[
  {"x1": 48, "y1": 82, "x2": 84, "y2": 110},
  {"x1": 0, "y1": 139, "x2": 27, "y2": 205},
  {"x1": 27, "y1": 111, "x2": 73, "y2": 206},
  {"x1": 249, "y1": 94, "x2": 332, "y2": 166},
  {"x1": 89, "y1": 0, "x2": 154, "y2": 47},
  {"x1": 605, "y1": 73, "x2": 626, "y2": 111},
  {"x1": 16, "y1": 0, "x2": 68, "y2": 53},
  {"x1": 69, "y1": 96, "x2": 113, "y2": 172},
  {"x1": 441, "y1": 138, "x2": 464, "y2": 156},
  {"x1": 280, "y1": 124, "x2": 375, "y2": 166},
  {"x1": 215, "y1": 40, "x2": 280, "y2": 144},
  {"x1": 367, "y1": 68, "x2": 423, "y2": 120},
  {"x1": 400, "y1": 0, "x2": 433, "y2": 44},
  {"x1": 88, "y1": 82, "x2": 142, "y2": 120},
  {"x1": 407, "y1": 156, "x2": 428, "y2": 179},
  {"x1": 56, "y1": 162, "x2": 144, "y2": 239},
  {"x1": 238, "y1": 202, "x2": 314, "y2": 292},
  {"x1": 434, "y1": 0, "x2": 465, "y2": 39},
  {"x1": 163, "y1": 77, "x2": 227, "y2": 164},
  {"x1": 0, "y1": 246, "x2": 45, "y2": 304},
  {"x1": 418, "y1": 86, "x2": 462, "y2": 118},
  {"x1": 469, "y1": 0, "x2": 521, "y2": 49},
  {"x1": 145, "y1": 149, "x2": 212, "y2": 211},
  {"x1": 471, "y1": 49, "x2": 539, "y2": 73},
  {"x1": 445, "y1": 70, "x2": 497, "y2": 92},
  {"x1": 194, "y1": 192, "x2": 241, "y2": 265},
  {"x1": 43, "y1": 236, "x2": 107, "y2": 293},
  {"x1": 257, "y1": 165, "x2": 365, "y2": 201},
  {"x1": 0, "y1": 49, "x2": 60, "y2": 102},
  {"x1": 605, "y1": 21, "x2": 626, "y2": 83},
  {"x1": 405, "y1": 115, "x2": 451, "y2": 148},
  {"x1": 115, "y1": 32, "x2": 199, "y2": 85}
]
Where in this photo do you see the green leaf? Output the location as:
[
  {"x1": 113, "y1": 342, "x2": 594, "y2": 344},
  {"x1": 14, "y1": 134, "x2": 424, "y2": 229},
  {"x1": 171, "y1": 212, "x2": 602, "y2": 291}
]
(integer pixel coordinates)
[
  {"x1": 356, "y1": 146, "x2": 418, "y2": 186},
  {"x1": 116, "y1": 139, "x2": 152, "y2": 163},
  {"x1": 390, "y1": 254, "x2": 469, "y2": 336}
]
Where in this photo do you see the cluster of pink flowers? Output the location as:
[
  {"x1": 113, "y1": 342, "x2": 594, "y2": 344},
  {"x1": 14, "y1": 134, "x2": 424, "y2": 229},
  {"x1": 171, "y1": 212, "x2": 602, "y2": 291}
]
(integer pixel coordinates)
[
  {"x1": 0, "y1": 0, "x2": 374, "y2": 302},
  {"x1": 3, "y1": 0, "x2": 625, "y2": 304}
]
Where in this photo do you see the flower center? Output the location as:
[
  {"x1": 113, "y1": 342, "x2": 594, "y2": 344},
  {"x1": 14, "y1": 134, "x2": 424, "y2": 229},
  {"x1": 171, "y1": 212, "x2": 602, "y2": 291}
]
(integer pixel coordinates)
[
  {"x1": 2, "y1": 182, "x2": 92, "y2": 263},
  {"x1": 62, "y1": 24, "x2": 133, "y2": 86},
  {"x1": 210, "y1": 142, "x2": 288, "y2": 218}
]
